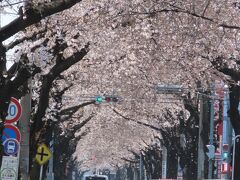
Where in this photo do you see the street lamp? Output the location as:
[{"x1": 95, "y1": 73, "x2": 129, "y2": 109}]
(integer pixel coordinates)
[{"x1": 231, "y1": 134, "x2": 240, "y2": 180}]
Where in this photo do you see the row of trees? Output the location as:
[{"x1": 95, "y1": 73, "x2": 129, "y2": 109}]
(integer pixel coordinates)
[{"x1": 0, "y1": 0, "x2": 240, "y2": 179}]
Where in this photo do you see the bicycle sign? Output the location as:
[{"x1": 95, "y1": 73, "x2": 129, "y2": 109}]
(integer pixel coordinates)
[{"x1": 5, "y1": 97, "x2": 22, "y2": 124}]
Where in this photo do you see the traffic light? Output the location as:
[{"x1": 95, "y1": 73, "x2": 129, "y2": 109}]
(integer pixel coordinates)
[
  {"x1": 206, "y1": 144, "x2": 215, "y2": 159},
  {"x1": 222, "y1": 144, "x2": 229, "y2": 160},
  {"x1": 104, "y1": 96, "x2": 118, "y2": 103},
  {"x1": 223, "y1": 151, "x2": 228, "y2": 159},
  {"x1": 95, "y1": 96, "x2": 103, "y2": 103},
  {"x1": 95, "y1": 95, "x2": 118, "y2": 104},
  {"x1": 221, "y1": 162, "x2": 229, "y2": 174}
]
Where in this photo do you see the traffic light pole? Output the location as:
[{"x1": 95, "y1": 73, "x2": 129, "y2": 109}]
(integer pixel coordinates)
[
  {"x1": 208, "y1": 96, "x2": 214, "y2": 179},
  {"x1": 231, "y1": 134, "x2": 240, "y2": 180},
  {"x1": 197, "y1": 94, "x2": 205, "y2": 180},
  {"x1": 139, "y1": 152, "x2": 143, "y2": 180},
  {"x1": 162, "y1": 146, "x2": 167, "y2": 179}
]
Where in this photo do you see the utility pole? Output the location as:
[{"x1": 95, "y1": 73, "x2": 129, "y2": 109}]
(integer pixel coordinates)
[
  {"x1": 197, "y1": 93, "x2": 205, "y2": 180},
  {"x1": 162, "y1": 146, "x2": 167, "y2": 179},
  {"x1": 139, "y1": 152, "x2": 144, "y2": 180},
  {"x1": 19, "y1": 79, "x2": 31, "y2": 180},
  {"x1": 221, "y1": 85, "x2": 231, "y2": 179},
  {"x1": 208, "y1": 92, "x2": 214, "y2": 179}
]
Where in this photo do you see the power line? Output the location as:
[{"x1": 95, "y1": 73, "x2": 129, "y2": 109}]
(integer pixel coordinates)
[{"x1": 0, "y1": 0, "x2": 25, "y2": 8}]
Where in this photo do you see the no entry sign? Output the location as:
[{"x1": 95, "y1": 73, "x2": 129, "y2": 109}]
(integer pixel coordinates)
[
  {"x1": 5, "y1": 97, "x2": 22, "y2": 124},
  {"x1": 2, "y1": 124, "x2": 21, "y2": 144}
]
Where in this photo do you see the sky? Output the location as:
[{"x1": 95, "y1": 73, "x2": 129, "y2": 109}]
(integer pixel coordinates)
[
  {"x1": 0, "y1": 0, "x2": 20, "y2": 27},
  {"x1": 0, "y1": 0, "x2": 23, "y2": 69}
]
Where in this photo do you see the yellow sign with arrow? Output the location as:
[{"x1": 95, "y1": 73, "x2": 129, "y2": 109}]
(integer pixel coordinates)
[{"x1": 35, "y1": 144, "x2": 52, "y2": 165}]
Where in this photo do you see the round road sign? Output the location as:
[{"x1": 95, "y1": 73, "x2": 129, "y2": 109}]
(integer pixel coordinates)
[
  {"x1": 2, "y1": 124, "x2": 21, "y2": 144},
  {"x1": 5, "y1": 97, "x2": 22, "y2": 124},
  {"x1": 3, "y1": 139, "x2": 19, "y2": 156},
  {"x1": 0, "y1": 168, "x2": 17, "y2": 180}
]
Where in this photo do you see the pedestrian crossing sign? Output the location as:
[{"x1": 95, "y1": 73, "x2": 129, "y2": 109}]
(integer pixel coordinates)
[{"x1": 35, "y1": 144, "x2": 52, "y2": 165}]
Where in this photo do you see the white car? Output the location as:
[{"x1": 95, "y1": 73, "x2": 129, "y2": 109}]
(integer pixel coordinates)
[{"x1": 83, "y1": 174, "x2": 108, "y2": 180}]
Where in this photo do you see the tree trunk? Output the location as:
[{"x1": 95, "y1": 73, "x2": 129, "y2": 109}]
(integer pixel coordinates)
[
  {"x1": 228, "y1": 84, "x2": 240, "y2": 180},
  {"x1": 167, "y1": 148, "x2": 178, "y2": 179}
]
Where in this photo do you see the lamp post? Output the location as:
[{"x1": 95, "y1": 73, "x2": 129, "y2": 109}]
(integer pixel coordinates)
[
  {"x1": 231, "y1": 134, "x2": 240, "y2": 180},
  {"x1": 208, "y1": 87, "x2": 215, "y2": 179}
]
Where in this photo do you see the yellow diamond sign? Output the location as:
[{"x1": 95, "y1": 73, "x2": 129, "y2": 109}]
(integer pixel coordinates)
[{"x1": 35, "y1": 144, "x2": 52, "y2": 165}]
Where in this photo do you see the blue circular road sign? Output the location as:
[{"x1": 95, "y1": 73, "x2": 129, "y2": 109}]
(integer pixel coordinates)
[
  {"x1": 3, "y1": 138, "x2": 19, "y2": 156},
  {"x1": 2, "y1": 124, "x2": 21, "y2": 144}
]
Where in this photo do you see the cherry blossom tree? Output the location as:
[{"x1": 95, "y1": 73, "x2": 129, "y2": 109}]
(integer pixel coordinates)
[
  {"x1": 47, "y1": 0, "x2": 240, "y2": 178},
  {"x1": 0, "y1": 0, "x2": 89, "y2": 177},
  {"x1": 1, "y1": 0, "x2": 240, "y2": 179}
]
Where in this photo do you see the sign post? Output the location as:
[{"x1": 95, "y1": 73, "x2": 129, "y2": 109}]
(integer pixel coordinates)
[{"x1": 39, "y1": 165, "x2": 43, "y2": 180}]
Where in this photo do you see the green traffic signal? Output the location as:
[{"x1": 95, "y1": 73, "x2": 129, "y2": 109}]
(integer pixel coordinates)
[
  {"x1": 95, "y1": 95, "x2": 119, "y2": 104},
  {"x1": 223, "y1": 152, "x2": 228, "y2": 159},
  {"x1": 95, "y1": 96, "x2": 103, "y2": 103}
]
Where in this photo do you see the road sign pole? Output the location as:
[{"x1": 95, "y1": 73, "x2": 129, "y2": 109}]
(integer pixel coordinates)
[
  {"x1": 39, "y1": 165, "x2": 43, "y2": 180},
  {"x1": 19, "y1": 80, "x2": 31, "y2": 180}
]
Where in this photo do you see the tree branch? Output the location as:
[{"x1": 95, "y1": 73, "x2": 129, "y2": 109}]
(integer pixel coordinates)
[
  {"x1": 130, "y1": 6, "x2": 240, "y2": 30},
  {"x1": 121, "y1": 157, "x2": 138, "y2": 163},
  {"x1": 72, "y1": 114, "x2": 95, "y2": 132},
  {"x1": 5, "y1": 27, "x2": 47, "y2": 50},
  {"x1": 30, "y1": 44, "x2": 89, "y2": 136},
  {"x1": 113, "y1": 108, "x2": 161, "y2": 131},
  {"x1": 60, "y1": 101, "x2": 95, "y2": 117},
  {"x1": 0, "y1": 0, "x2": 82, "y2": 42}
]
